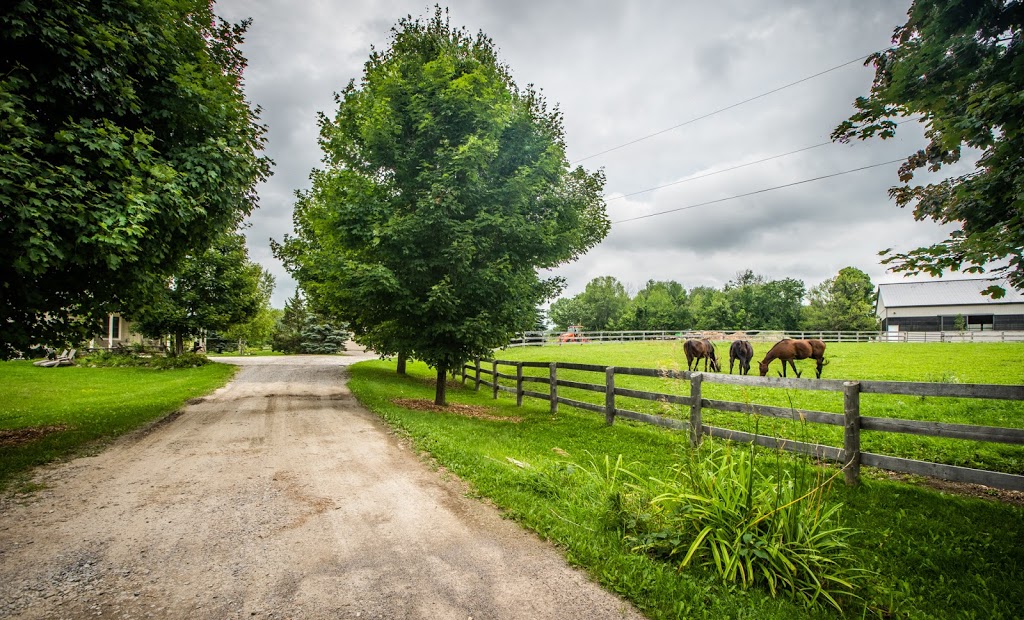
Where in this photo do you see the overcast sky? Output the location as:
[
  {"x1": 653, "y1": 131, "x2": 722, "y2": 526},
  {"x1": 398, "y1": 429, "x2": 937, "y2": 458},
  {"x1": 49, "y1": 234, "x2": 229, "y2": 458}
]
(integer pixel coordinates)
[{"x1": 216, "y1": 0, "x2": 970, "y2": 309}]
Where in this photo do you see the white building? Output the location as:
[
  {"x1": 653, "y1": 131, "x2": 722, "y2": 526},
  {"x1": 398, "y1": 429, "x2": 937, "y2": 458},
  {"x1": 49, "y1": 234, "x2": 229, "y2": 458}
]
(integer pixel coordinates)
[{"x1": 875, "y1": 278, "x2": 1024, "y2": 332}]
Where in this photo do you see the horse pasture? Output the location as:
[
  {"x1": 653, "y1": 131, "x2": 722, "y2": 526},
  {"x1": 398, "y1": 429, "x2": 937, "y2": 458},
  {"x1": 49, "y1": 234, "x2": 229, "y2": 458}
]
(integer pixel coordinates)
[{"x1": 497, "y1": 341, "x2": 1024, "y2": 476}]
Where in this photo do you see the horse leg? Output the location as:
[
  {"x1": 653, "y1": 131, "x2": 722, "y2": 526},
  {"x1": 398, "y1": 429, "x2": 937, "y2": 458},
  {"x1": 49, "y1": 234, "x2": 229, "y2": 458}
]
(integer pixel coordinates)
[{"x1": 789, "y1": 360, "x2": 801, "y2": 378}]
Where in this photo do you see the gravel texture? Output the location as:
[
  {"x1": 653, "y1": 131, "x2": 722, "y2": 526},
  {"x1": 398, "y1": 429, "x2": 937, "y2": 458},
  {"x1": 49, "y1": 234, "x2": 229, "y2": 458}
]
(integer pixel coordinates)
[{"x1": 0, "y1": 354, "x2": 642, "y2": 619}]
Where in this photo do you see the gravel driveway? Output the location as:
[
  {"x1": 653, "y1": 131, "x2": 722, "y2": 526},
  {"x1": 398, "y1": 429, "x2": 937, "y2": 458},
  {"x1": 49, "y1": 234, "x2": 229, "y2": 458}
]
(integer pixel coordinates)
[{"x1": 0, "y1": 355, "x2": 643, "y2": 619}]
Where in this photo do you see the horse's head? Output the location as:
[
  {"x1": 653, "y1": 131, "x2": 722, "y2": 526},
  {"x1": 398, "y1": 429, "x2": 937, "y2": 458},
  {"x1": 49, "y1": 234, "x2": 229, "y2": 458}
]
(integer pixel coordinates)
[{"x1": 758, "y1": 360, "x2": 769, "y2": 376}]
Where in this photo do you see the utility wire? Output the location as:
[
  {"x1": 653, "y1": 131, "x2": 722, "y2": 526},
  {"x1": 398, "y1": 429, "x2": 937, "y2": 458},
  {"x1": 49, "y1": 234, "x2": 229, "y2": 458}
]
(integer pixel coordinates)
[
  {"x1": 612, "y1": 157, "x2": 905, "y2": 224},
  {"x1": 605, "y1": 141, "x2": 831, "y2": 201},
  {"x1": 605, "y1": 117, "x2": 922, "y2": 202},
  {"x1": 573, "y1": 50, "x2": 883, "y2": 165}
]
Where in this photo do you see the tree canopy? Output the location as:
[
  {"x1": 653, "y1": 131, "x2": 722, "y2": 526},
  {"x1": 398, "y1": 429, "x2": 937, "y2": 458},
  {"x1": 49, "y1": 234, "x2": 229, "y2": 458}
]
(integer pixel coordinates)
[
  {"x1": 275, "y1": 9, "x2": 608, "y2": 404},
  {"x1": 0, "y1": 0, "x2": 271, "y2": 358},
  {"x1": 131, "y1": 232, "x2": 269, "y2": 355},
  {"x1": 549, "y1": 272, "x2": 805, "y2": 333},
  {"x1": 833, "y1": 0, "x2": 1023, "y2": 297},
  {"x1": 801, "y1": 267, "x2": 878, "y2": 331}
]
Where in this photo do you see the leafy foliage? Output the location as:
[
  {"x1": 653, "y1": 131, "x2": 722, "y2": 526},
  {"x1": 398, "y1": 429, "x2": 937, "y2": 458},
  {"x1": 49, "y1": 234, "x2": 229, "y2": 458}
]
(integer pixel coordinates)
[
  {"x1": 223, "y1": 271, "x2": 278, "y2": 353},
  {"x1": 801, "y1": 267, "x2": 878, "y2": 331},
  {"x1": 0, "y1": 0, "x2": 271, "y2": 358},
  {"x1": 275, "y1": 8, "x2": 608, "y2": 403},
  {"x1": 549, "y1": 272, "x2": 805, "y2": 332},
  {"x1": 84, "y1": 350, "x2": 211, "y2": 369},
  {"x1": 271, "y1": 291, "x2": 309, "y2": 354},
  {"x1": 130, "y1": 232, "x2": 268, "y2": 355},
  {"x1": 557, "y1": 276, "x2": 631, "y2": 331},
  {"x1": 833, "y1": 0, "x2": 1024, "y2": 297},
  {"x1": 616, "y1": 280, "x2": 692, "y2": 331}
]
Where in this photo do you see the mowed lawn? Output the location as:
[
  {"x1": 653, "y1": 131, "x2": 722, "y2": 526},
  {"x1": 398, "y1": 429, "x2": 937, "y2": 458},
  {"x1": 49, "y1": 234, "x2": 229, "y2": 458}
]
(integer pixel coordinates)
[
  {"x1": 348, "y1": 342, "x2": 1024, "y2": 620},
  {"x1": 494, "y1": 341, "x2": 1024, "y2": 475},
  {"x1": 0, "y1": 360, "x2": 236, "y2": 489}
]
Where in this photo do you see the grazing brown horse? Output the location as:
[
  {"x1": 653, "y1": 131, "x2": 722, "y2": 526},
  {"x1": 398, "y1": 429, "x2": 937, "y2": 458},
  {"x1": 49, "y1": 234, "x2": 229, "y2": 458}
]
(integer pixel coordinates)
[
  {"x1": 758, "y1": 339, "x2": 826, "y2": 378},
  {"x1": 729, "y1": 340, "x2": 754, "y2": 375},
  {"x1": 684, "y1": 339, "x2": 720, "y2": 372}
]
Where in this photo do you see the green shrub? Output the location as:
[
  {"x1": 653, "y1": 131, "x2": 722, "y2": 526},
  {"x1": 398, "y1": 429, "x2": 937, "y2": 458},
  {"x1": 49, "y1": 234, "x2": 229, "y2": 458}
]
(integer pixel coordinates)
[
  {"x1": 626, "y1": 441, "x2": 866, "y2": 611},
  {"x1": 83, "y1": 351, "x2": 211, "y2": 369},
  {"x1": 82, "y1": 351, "x2": 148, "y2": 367},
  {"x1": 150, "y1": 352, "x2": 211, "y2": 369}
]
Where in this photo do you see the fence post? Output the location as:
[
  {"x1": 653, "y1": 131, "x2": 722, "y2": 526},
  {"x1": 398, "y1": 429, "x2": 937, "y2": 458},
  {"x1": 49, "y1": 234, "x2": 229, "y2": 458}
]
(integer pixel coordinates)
[
  {"x1": 516, "y1": 363, "x2": 524, "y2": 407},
  {"x1": 605, "y1": 367, "x2": 616, "y2": 425},
  {"x1": 843, "y1": 381, "x2": 861, "y2": 486},
  {"x1": 492, "y1": 360, "x2": 499, "y2": 400},
  {"x1": 549, "y1": 363, "x2": 558, "y2": 414},
  {"x1": 689, "y1": 373, "x2": 703, "y2": 447},
  {"x1": 474, "y1": 359, "x2": 481, "y2": 391}
]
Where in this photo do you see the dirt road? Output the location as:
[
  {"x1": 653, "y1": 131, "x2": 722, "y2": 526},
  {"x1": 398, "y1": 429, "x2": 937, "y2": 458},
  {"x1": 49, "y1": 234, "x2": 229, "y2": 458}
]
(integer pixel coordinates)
[{"x1": 0, "y1": 355, "x2": 643, "y2": 619}]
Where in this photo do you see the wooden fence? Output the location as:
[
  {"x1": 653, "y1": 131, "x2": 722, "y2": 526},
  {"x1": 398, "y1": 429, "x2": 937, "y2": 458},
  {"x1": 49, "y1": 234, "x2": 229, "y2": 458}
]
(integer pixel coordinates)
[
  {"x1": 459, "y1": 358, "x2": 1024, "y2": 491},
  {"x1": 507, "y1": 329, "x2": 1024, "y2": 346}
]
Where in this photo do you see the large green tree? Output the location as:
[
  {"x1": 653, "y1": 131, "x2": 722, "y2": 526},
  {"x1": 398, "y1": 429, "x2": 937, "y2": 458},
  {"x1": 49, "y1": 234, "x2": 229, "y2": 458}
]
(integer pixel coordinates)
[
  {"x1": 548, "y1": 296, "x2": 587, "y2": 331},
  {"x1": 224, "y1": 271, "x2": 278, "y2": 353},
  {"x1": 276, "y1": 9, "x2": 608, "y2": 404},
  {"x1": 0, "y1": 0, "x2": 271, "y2": 358},
  {"x1": 576, "y1": 276, "x2": 630, "y2": 331},
  {"x1": 802, "y1": 267, "x2": 878, "y2": 332},
  {"x1": 616, "y1": 280, "x2": 690, "y2": 330},
  {"x1": 131, "y1": 232, "x2": 268, "y2": 355},
  {"x1": 833, "y1": 0, "x2": 1023, "y2": 297},
  {"x1": 271, "y1": 291, "x2": 309, "y2": 354}
]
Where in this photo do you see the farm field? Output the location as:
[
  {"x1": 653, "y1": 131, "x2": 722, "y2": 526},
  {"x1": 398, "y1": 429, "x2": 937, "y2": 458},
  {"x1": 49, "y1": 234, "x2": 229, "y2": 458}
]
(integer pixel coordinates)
[
  {"x1": 347, "y1": 343, "x2": 1024, "y2": 619},
  {"x1": 492, "y1": 341, "x2": 1024, "y2": 476},
  {"x1": 0, "y1": 360, "x2": 237, "y2": 490}
]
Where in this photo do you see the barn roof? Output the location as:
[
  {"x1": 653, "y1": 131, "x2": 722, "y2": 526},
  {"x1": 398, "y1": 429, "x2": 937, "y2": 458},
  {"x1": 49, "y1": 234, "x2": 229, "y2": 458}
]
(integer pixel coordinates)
[{"x1": 877, "y1": 278, "x2": 1024, "y2": 308}]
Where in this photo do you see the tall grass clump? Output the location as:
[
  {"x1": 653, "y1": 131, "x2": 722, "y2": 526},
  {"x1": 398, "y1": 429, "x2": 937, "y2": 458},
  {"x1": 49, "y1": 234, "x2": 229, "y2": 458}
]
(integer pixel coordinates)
[{"x1": 625, "y1": 440, "x2": 866, "y2": 611}]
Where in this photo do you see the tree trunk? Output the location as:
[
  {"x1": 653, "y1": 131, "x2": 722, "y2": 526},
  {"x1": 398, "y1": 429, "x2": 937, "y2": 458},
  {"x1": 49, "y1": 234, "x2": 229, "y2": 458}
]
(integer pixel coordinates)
[
  {"x1": 173, "y1": 332, "x2": 184, "y2": 356},
  {"x1": 434, "y1": 363, "x2": 447, "y2": 406},
  {"x1": 238, "y1": 338, "x2": 245, "y2": 355},
  {"x1": 397, "y1": 351, "x2": 407, "y2": 375}
]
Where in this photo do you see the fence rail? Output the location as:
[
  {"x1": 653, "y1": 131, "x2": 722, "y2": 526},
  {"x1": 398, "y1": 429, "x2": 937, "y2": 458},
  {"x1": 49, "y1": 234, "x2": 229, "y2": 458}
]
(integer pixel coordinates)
[
  {"x1": 507, "y1": 329, "x2": 1024, "y2": 346},
  {"x1": 459, "y1": 358, "x2": 1024, "y2": 491}
]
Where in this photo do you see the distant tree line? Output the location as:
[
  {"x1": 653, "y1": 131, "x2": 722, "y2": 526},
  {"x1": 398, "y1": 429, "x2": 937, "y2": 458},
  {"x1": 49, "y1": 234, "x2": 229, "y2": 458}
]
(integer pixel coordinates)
[{"x1": 547, "y1": 267, "x2": 878, "y2": 333}]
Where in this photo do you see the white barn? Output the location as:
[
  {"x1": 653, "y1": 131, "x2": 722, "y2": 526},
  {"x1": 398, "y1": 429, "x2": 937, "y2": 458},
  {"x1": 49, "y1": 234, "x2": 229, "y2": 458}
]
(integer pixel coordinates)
[{"x1": 875, "y1": 278, "x2": 1024, "y2": 332}]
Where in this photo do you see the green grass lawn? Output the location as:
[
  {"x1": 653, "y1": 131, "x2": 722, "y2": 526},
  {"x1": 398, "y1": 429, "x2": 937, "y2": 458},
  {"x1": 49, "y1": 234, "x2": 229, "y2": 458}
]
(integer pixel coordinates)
[
  {"x1": 347, "y1": 343, "x2": 1024, "y2": 620},
  {"x1": 0, "y1": 360, "x2": 236, "y2": 490},
  {"x1": 491, "y1": 341, "x2": 1024, "y2": 475}
]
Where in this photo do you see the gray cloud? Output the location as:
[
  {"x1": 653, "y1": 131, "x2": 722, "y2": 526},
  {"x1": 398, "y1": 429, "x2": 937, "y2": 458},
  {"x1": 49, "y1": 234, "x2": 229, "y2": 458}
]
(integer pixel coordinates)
[{"x1": 212, "y1": 0, "x2": 967, "y2": 310}]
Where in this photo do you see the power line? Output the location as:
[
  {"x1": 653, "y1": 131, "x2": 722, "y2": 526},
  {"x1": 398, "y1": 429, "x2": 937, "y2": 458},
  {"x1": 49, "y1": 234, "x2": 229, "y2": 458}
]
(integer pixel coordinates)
[
  {"x1": 612, "y1": 157, "x2": 905, "y2": 224},
  {"x1": 605, "y1": 141, "x2": 831, "y2": 201},
  {"x1": 572, "y1": 50, "x2": 883, "y2": 165},
  {"x1": 605, "y1": 117, "x2": 922, "y2": 202}
]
